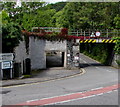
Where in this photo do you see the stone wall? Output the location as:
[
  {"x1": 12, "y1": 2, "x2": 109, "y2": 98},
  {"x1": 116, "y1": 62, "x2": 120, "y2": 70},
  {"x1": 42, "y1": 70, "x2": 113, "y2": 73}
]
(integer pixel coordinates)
[{"x1": 111, "y1": 54, "x2": 120, "y2": 68}]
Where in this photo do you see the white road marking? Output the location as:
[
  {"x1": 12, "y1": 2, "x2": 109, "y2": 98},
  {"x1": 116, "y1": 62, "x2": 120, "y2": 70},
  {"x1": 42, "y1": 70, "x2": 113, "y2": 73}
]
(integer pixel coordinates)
[
  {"x1": 95, "y1": 67, "x2": 99, "y2": 69},
  {"x1": 45, "y1": 92, "x2": 111, "y2": 105},
  {"x1": 95, "y1": 67, "x2": 113, "y2": 72},
  {"x1": 25, "y1": 85, "x2": 117, "y2": 105},
  {"x1": 113, "y1": 90, "x2": 117, "y2": 92},
  {"x1": 96, "y1": 93, "x2": 103, "y2": 96},
  {"x1": 106, "y1": 70, "x2": 112, "y2": 72},
  {"x1": 106, "y1": 91, "x2": 112, "y2": 93},
  {"x1": 27, "y1": 99, "x2": 39, "y2": 103},
  {"x1": 91, "y1": 87, "x2": 103, "y2": 91}
]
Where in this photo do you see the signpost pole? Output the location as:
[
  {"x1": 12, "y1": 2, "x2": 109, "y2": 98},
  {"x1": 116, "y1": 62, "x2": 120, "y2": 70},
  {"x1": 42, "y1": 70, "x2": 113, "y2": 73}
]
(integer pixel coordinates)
[
  {"x1": 10, "y1": 69, "x2": 12, "y2": 79},
  {"x1": 0, "y1": 69, "x2": 3, "y2": 79}
]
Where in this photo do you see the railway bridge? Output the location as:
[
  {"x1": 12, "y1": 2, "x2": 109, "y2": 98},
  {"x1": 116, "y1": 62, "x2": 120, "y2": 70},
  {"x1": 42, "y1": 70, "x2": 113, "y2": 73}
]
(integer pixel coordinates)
[{"x1": 19, "y1": 27, "x2": 119, "y2": 71}]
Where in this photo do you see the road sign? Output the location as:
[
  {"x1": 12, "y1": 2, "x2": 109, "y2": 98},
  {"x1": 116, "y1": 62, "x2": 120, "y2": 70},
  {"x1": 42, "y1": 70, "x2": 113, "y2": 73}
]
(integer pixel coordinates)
[
  {"x1": 96, "y1": 32, "x2": 101, "y2": 37},
  {"x1": 0, "y1": 53, "x2": 14, "y2": 62},
  {"x1": 0, "y1": 53, "x2": 14, "y2": 79},
  {"x1": 2, "y1": 61, "x2": 13, "y2": 69}
]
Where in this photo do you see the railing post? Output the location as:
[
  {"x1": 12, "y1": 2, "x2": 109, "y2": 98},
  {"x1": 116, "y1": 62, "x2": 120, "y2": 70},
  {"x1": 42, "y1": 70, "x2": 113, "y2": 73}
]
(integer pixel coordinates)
[
  {"x1": 84, "y1": 31, "x2": 85, "y2": 39},
  {"x1": 81, "y1": 29, "x2": 82, "y2": 36},
  {"x1": 107, "y1": 29, "x2": 108, "y2": 38},
  {"x1": 77, "y1": 30, "x2": 78, "y2": 36}
]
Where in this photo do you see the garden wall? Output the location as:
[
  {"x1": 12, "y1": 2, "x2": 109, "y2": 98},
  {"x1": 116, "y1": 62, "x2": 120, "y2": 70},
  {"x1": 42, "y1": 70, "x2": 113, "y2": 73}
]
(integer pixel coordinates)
[
  {"x1": 45, "y1": 40, "x2": 67, "y2": 52},
  {"x1": 14, "y1": 40, "x2": 28, "y2": 74},
  {"x1": 29, "y1": 38, "x2": 67, "y2": 70},
  {"x1": 29, "y1": 37, "x2": 46, "y2": 70},
  {"x1": 111, "y1": 54, "x2": 120, "y2": 68}
]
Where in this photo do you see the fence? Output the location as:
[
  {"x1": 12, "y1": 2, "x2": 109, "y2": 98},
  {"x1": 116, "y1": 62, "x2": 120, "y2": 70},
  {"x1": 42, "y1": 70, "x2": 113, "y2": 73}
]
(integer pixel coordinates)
[
  {"x1": 68, "y1": 29, "x2": 120, "y2": 37},
  {"x1": 32, "y1": 27, "x2": 120, "y2": 37},
  {"x1": 32, "y1": 27, "x2": 62, "y2": 33}
]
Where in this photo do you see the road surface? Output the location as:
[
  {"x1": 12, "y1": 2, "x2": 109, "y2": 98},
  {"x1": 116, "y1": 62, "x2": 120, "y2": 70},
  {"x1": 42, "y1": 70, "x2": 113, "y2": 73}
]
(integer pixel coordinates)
[{"x1": 1, "y1": 53, "x2": 119, "y2": 106}]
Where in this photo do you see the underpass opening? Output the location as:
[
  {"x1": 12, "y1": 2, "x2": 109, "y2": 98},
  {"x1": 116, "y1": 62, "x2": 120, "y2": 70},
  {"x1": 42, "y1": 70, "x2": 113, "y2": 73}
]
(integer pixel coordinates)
[
  {"x1": 46, "y1": 51, "x2": 65, "y2": 68},
  {"x1": 80, "y1": 43, "x2": 115, "y2": 67}
]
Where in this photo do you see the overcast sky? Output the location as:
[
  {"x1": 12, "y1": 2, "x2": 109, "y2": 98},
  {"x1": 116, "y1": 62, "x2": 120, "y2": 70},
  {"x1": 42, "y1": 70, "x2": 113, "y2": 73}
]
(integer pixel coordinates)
[{"x1": 43, "y1": 0, "x2": 67, "y2": 3}]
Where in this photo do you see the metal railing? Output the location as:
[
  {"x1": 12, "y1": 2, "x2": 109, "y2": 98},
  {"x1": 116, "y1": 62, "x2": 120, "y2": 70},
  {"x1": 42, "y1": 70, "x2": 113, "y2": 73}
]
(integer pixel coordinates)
[
  {"x1": 68, "y1": 29, "x2": 120, "y2": 37},
  {"x1": 32, "y1": 27, "x2": 62, "y2": 33},
  {"x1": 32, "y1": 27, "x2": 120, "y2": 37}
]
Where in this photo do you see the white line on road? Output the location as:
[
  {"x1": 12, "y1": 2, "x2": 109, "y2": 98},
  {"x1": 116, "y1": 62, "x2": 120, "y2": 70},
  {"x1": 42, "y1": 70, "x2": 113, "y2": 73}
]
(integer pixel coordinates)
[
  {"x1": 91, "y1": 87, "x2": 103, "y2": 91},
  {"x1": 106, "y1": 91, "x2": 112, "y2": 94},
  {"x1": 27, "y1": 99, "x2": 39, "y2": 103},
  {"x1": 96, "y1": 93, "x2": 103, "y2": 96},
  {"x1": 106, "y1": 70, "x2": 112, "y2": 72},
  {"x1": 95, "y1": 67, "x2": 99, "y2": 69},
  {"x1": 95, "y1": 67, "x2": 112, "y2": 72}
]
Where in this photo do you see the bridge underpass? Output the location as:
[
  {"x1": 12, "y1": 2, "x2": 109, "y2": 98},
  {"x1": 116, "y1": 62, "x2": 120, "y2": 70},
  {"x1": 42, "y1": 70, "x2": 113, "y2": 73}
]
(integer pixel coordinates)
[
  {"x1": 29, "y1": 27, "x2": 118, "y2": 70},
  {"x1": 46, "y1": 51, "x2": 65, "y2": 68},
  {"x1": 79, "y1": 42, "x2": 116, "y2": 67}
]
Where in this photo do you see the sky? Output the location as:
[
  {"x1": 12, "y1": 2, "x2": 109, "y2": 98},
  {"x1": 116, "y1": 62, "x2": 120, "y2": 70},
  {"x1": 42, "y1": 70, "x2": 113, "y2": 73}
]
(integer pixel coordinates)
[
  {"x1": 14, "y1": 0, "x2": 67, "y2": 7},
  {"x1": 43, "y1": 0, "x2": 67, "y2": 3}
]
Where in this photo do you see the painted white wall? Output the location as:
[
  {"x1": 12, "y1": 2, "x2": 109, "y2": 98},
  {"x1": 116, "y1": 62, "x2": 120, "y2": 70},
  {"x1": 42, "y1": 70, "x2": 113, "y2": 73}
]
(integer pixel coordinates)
[
  {"x1": 14, "y1": 37, "x2": 67, "y2": 71},
  {"x1": 14, "y1": 40, "x2": 28, "y2": 73},
  {"x1": 45, "y1": 40, "x2": 67, "y2": 52},
  {"x1": 29, "y1": 37, "x2": 46, "y2": 70}
]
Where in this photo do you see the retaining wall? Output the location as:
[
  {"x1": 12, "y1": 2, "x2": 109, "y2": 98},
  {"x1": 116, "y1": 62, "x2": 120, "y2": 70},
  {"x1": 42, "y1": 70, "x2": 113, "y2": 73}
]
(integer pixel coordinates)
[
  {"x1": 14, "y1": 37, "x2": 67, "y2": 71},
  {"x1": 14, "y1": 40, "x2": 28, "y2": 74},
  {"x1": 111, "y1": 54, "x2": 120, "y2": 68}
]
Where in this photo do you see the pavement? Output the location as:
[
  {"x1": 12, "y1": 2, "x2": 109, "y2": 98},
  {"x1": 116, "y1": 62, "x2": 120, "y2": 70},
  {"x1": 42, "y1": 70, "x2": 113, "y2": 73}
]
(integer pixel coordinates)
[{"x1": 0, "y1": 67, "x2": 82, "y2": 87}]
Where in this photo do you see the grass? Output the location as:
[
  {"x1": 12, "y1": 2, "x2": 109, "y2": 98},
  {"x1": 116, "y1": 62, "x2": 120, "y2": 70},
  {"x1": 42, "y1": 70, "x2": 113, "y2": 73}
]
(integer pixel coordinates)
[{"x1": 23, "y1": 75, "x2": 31, "y2": 78}]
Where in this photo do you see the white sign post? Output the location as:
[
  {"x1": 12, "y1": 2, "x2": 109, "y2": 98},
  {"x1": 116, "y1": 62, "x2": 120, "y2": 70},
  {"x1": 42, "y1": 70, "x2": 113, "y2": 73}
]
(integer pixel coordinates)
[{"x1": 0, "y1": 53, "x2": 14, "y2": 79}]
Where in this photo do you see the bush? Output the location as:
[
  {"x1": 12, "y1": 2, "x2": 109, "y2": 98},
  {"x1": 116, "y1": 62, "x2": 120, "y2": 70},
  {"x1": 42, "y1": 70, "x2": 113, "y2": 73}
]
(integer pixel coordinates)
[{"x1": 2, "y1": 22, "x2": 22, "y2": 52}]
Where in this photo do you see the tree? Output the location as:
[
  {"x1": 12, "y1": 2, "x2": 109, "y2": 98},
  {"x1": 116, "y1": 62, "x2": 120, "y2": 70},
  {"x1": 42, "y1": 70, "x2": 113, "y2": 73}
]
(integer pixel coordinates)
[
  {"x1": 2, "y1": 22, "x2": 22, "y2": 53},
  {"x1": 114, "y1": 14, "x2": 120, "y2": 29},
  {"x1": 53, "y1": 2, "x2": 119, "y2": 30},
  {"x1": 1, "y1": 10, "x2": 22, "y2": 53}
]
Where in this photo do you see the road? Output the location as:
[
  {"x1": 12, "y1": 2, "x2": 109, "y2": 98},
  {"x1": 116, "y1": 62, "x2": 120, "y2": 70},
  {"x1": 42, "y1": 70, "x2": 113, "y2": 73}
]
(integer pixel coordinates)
[{"x1": 1, "y1": 53, "x2": 119, "y2": 106}]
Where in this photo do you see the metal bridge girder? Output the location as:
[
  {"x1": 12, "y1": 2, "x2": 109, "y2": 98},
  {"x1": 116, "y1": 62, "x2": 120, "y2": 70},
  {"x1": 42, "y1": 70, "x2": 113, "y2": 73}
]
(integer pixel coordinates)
[{"x1": 80, "y1": 39, "x2": 117, "y2": 43}]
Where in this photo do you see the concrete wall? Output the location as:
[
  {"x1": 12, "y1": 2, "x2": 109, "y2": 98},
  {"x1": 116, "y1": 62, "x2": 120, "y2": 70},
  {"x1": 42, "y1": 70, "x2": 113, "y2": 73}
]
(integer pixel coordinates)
[
  {"x1": 111, "y1": 54, "x2": 120, "y2": 68},
  {"x1": 15, "y1": 38, "x2": 67, "y2": 71},
  {"x1": 29, "y1": 37, "x2": 46, "y2": 70},
  {"x1": 45, "y1": 40, "x2": 67, "y2": 68},
  {"x1": 45, "y1": 40, "x2": 67, "y2": 52},
  {"x1": 14, "y1": 40, "x2": 28, "y2": 74}
]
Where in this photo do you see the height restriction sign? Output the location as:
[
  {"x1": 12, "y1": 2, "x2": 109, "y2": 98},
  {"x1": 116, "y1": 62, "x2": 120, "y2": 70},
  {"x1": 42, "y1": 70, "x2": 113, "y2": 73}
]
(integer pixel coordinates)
[{"x1": 96, "y1": 32, "x2": 101, "y2": 37}]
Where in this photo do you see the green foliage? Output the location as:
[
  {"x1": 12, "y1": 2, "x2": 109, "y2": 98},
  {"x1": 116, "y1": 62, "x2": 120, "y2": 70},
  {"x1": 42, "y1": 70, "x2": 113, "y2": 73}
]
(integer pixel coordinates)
[
  {"x1": 48, "y1": 2, "x2": 67, "y2": 12},
  {"x1": 22, "y1": 9, "x2": 56, "y2": 31},
  {"x1": 54, "y1": 2, "x2": 119, "y2": 30},
  {"x1": 114, "y1": 14, "x2": 120, "y2": 29},
  {"x1": 113, "y1": 37, "x2": 120, "y2": 55},
  {"x1": 23, "y1": 75, "x2": 31, "y2": 78},
  {"x1": 2, "y1": 2, "x2": 120, "y2": 54},
  {"x1": 1, "y1": 10, "x2": 10, "y2": 24},
  {"x1": 2, "y1": 22, "x2": 22, "y2": 52},
  {"x1": 116, "y1": 60, "x2": 120, "y2": 67},
  {"x1": 2, "y1": 2, "x2": 119, "y2": 31}
]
